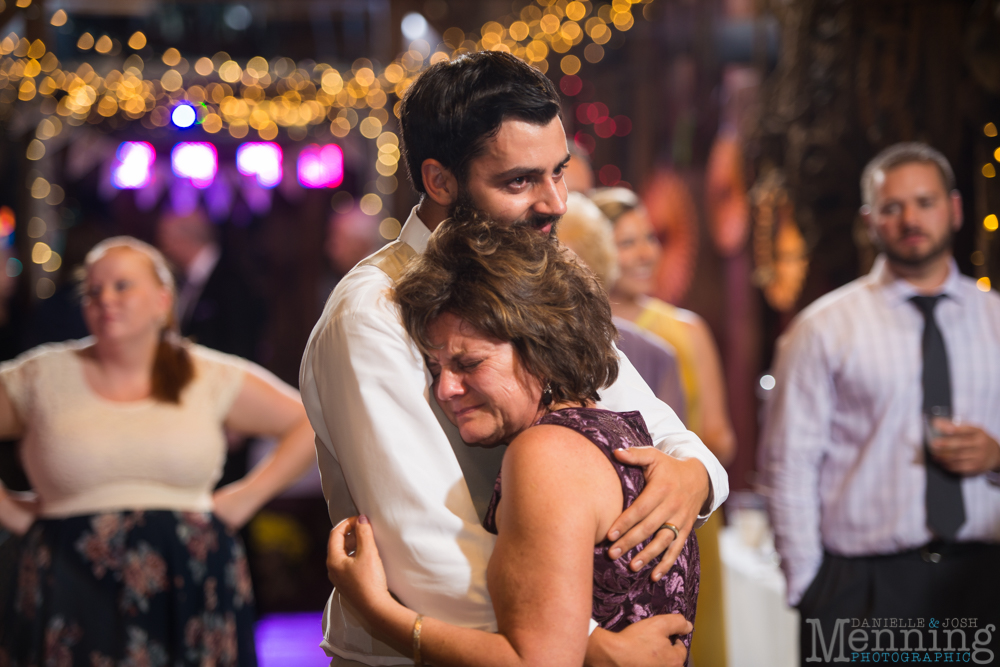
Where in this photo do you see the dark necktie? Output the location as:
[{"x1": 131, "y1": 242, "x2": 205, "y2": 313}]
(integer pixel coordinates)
[{"x1": 911, "y1": 295, "x2": 965, "y2": 540}]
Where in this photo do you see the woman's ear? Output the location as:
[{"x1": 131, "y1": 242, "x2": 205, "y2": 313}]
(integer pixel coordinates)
[{"x1": 421, "y1": 159, "x2": 460, "y2": 208}]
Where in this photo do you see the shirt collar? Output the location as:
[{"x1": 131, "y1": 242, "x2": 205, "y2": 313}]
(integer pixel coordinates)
[
  {"x1": 185, "y1": 243, "x2": 220, "y2": 288},
  {"x1": 398, "y1": 206, "x2": 432, "y2": 255},
  {"x1": 869, "y1": 254, "x2": 965, "y2": 307}
]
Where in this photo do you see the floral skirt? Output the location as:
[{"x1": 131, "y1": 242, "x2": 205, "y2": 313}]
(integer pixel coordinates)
[{"x1": 0, "y1": 510, "x2": 258, "y2": 667}]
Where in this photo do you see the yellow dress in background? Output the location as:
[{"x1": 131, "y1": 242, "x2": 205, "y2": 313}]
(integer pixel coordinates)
[{"x1": 634, "y1": 297, "x2": 727, "y2": 667}]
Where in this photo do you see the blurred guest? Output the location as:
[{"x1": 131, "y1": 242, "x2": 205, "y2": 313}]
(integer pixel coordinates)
[
  {"x1": 157, "y1": 208, "x2": 266, "y2": 489},
  {"x1": 759, "y1": 143, "x2": 1000, "y2": 663},
  {"x1": 590, "y1": 187, "x2": 735, "y2": 465},
  {"x1": 591, "y1": 185, "x2": 735, "y2": 667},
  {"x1": 564, "y1": 145, "x2": 595, "y2": 193},
  {"x1": 326, "y1": 205, "x2": 384, "y2": 279},
  {"x1": 557, "y1": 192, "x2": 686, "y2": 422},
  {"x1": 318, "y1": 204, "x2": 385, "y2": 307},
  {"x1": 0, "y1": 237, "x2": 315, "y2": 665},
  {"x1": 156, "y1": 207, "x2": 264, "y2": 361}
]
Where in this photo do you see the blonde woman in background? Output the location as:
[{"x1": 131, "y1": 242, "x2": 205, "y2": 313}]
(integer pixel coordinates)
[
  {"x1": 0, "y1": 237, "x2": 316, "y2": 666},
  {"x1": 557, "y1": 193, "x2": 687, "y2": 424},
  {"x1": 591, "y1": 186, "x2": 735, "y2": 667}
]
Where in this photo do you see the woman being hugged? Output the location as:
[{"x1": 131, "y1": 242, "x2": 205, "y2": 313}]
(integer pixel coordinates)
[
  {"x1": 0, "y1": 237, "x2": 315, "y2": 666},
  {"x1": 328, "y1": 215, "x2": 699, "y2": 667}
]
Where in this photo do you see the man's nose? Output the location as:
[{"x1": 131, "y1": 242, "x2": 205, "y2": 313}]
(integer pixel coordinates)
[{"x1": 533, "y1": 177, "x2": 568, "y2": 217}]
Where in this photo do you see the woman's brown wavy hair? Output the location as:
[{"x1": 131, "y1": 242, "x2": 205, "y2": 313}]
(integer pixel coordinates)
[{"x1": 393, "y1": 210, "x2": 619, "y2": 406}]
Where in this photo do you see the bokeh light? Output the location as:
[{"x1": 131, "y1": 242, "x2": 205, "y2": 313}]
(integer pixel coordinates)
[
  {"x1": 112, "y1": 141, "x2": 156, "y2": 189},
  {"x1": 297, "y1": 144, "x2": 344, "y2": 188},
  {"x1": 171, "y1": 142, "x2": 218, "y2": 188},
  {"x1": 171, "y1": 103, "x2": 197, "y2": 128},
  {"x1": 237, "y1": 142, "x2": 283, "y2": 188}
]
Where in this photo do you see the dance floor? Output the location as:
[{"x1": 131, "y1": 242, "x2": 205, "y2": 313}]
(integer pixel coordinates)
[{"x1": 255, "y1": 612, "x2": 329, "y2": 666}]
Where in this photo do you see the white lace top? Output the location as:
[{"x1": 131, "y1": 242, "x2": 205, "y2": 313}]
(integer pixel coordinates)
[{"x1": 0, "y1": 339, "x2": 248, "y2": 517}]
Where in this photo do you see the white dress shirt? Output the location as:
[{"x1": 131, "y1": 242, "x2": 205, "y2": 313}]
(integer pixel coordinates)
[
  {"x1": 300, "y1": 208, "x2": 728, "y2": 665},
  {"x1": 759, "y1": 256, "x2": 1000, "y2": 606}
]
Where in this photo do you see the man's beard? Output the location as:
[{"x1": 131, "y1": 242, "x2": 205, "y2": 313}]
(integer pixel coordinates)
[
  {"x1": 451, "y1": 188, "x2": 561, "y2": 236},
  {"x1": 877, "y1": 223, "x2": 954, "y2": 269}
]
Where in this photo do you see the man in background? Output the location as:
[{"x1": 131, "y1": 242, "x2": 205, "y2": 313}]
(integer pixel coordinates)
[
  {"x1": 760, "y1": 142, "x2": 1000, "y2": 664},
  {"x1": 156, "y1": 207, "x2": 265, "y2": 361}
]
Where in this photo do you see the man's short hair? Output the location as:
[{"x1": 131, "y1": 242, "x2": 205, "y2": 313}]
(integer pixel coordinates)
[
  {"x1": 398, "y1": 51, "x2": 561, "y2": 195},
  {"x1": 392, "y1": 210, "x2": 619, "y2": 407},
  {"x1": 860, "y1": 142, "x2": 956, "y2": 207}
]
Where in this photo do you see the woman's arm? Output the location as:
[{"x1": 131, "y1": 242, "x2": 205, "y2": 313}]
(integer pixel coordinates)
[
  {"x1": 328, "y1": 424, "x2": 620, "y2": 667},
  {"x1": 0, "y1": 380, "x2": 36, "y2": 534},
  {"x1": 212, "y1": 365, "x2": 316, "y2": 530}
]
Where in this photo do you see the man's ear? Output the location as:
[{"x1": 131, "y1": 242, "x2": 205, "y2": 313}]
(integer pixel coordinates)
[
  {"x1": 949, "y1": 190, "x2": 963, "y2": 231},
  {"x1": 860, "y1": 204, "x2": 878, "y2": 244},
  {"x1": 421, "y1": 159, "x2": 460, "y2": 208}
]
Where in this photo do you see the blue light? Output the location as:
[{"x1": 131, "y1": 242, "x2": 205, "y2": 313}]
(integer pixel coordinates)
[{"x1": 171, "y1": 104, "x2": 197, "y2": 129}]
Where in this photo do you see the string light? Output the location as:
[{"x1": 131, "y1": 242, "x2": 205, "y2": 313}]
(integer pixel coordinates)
[{"x1": 0, "y1": 0, "x2": 645, "y2": 145}]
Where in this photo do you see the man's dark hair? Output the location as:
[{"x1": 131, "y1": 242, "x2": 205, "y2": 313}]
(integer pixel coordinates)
[{"x1": 398, "y1": 51, "x2": 561, "y2": 195}]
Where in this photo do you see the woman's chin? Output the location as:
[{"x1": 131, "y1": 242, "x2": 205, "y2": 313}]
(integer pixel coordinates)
[{"x1": 458, "y1": 427, "x2": 507, "y2": 449}]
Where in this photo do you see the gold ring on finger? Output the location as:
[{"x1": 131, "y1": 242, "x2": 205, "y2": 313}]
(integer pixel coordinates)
[{"x1": 658, "y1": 522, "x2": 680, "y2": 541}]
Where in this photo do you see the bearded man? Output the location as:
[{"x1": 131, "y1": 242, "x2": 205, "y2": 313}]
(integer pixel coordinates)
[
  {"x1": 301, "y1": 51, "x2": 727, "y2": 667},
  {"x1": 760, "y1": 142, "x2": 1000, "y2": 664}
]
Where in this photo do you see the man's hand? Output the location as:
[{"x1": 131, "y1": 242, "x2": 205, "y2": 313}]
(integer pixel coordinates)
[
  {"x1": 585, "y1": 615, "x2": 692, "y2": 667},
  {"x1": 930, "y1": 420, "x2": 1000, "y2": 476},
  {"x1": 606, "y1": 447, "x2": 709, "y2": 580}
]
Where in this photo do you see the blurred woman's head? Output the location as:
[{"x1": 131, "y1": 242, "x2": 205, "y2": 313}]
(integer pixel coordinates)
[
  {"x1": 393, "y1": 211, "x2": 619, "y2": 446},
  {"x1": 82, "y1": 237, "x2": 175, "y2": 344},
  {"x1": 590, "y1": 187, "x2": 662, "y2": 300},
  {"x1": 82, "y1": 237, "x2": 192, "y2": 402},
  {"x1": 555, "y1": 192, "x2": 618, "y2": 289}
]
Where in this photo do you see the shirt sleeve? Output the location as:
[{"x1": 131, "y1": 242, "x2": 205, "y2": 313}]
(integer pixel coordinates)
[
  {"x1": 599, "y1": 344, "x2": 729, "y2": 522},
  {"x1": 758, "y1": 318, "x2": 831, "y2": 606},
  {"x1": 0, "y1": 347, "x2": 43, "y2": 422},
  {"x1": 300, "y1": 269, "x2": 498, "y2": 634}
]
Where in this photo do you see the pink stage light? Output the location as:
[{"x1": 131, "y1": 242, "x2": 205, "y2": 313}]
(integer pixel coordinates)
[
  {"x1": 171, "y1": 142, "x2": 218, "y2": 189},
  {"x1": 297, "y1": 144, "x2": 344, "y2": 188},
  {"x1": 112, "y1": 142, "x2": 156, "y2": 189},
  {"x1": 237, "y1": 142, "x2": 283, "y2": 188}
]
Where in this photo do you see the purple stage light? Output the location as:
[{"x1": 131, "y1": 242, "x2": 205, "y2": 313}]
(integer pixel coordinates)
[
  {"x1": 297, "y1": 144, "x2": 344, "y2": 188},
  {"x1": 237, "y1": 142, "x2": 283, "y2": 188},
  {"x1": 171, "y1": 142, "x2": 218, "y2": 189},
  {"x1": 112, "y1": 142, "x2": 156, "y2": 189}
]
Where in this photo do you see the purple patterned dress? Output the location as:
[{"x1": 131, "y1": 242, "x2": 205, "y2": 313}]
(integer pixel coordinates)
[{"x1": 483, "y1": 407, "x2": 700, "y2": 652}]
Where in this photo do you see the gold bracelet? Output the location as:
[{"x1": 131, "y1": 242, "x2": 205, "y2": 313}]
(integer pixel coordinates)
[{"x1": 412, "y1": 613, "x2": 424, "y2": 666}]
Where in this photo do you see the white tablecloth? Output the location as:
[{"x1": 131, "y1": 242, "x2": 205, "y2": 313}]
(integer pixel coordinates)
[{"x1": 719, "y1": 525, "x2": 799, "y2": 667}]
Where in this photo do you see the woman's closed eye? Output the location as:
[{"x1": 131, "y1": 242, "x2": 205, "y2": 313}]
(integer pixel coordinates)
[{"x1": 457, "y1": 359, "x2": 483, "y2": 372}]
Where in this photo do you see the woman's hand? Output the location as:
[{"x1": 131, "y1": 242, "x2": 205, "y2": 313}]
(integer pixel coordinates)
[
  {"x1": 0, "y1": 487, "x2": 39, "y2": 535},
  {"x1": 211, "y1": 484, "x2": 257, "y2": 532},
  {"x1": 327, "y1": 515, "x2": 397, "y2": 620}
]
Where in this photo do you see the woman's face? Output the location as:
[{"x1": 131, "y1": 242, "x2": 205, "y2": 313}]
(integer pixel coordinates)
[
  {"x1": 82, "y1": 248, "x2": 171, "y2": 344},
  {"x1": 425, "y1": 312, "x2": 544, "y2": 448},
  {"x1": 613, "y1": 208, "x2": 661, "y2": 299}
]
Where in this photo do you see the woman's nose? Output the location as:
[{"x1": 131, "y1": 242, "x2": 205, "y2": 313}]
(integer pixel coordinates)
[{"x1": 435, "y1": 369, "x2": 465, "y2": 402}]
